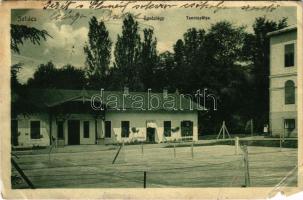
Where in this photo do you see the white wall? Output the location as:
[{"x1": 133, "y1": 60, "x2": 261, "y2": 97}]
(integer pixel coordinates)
[
  {"x1": 16, "y1": 111, "x2": 199, "y2": 146},
  {"x1": 104, "y1": 111, "x2": 198, "y2": 143},
  {"x1": 16, "y1": 113, "x2": 97, "y2": 147},
  {"x1": 269, "y1": 30, "x2": 297, "y2": 137},
  {"x1": 270, "y1": 31, "x2": 297, "y2": 76},
  {"x1": 270, "y1": 76, "x2": 297, "y2": 113},
  {"x1": 16, "y1": 114, "x2": 50, "y2": 147}
]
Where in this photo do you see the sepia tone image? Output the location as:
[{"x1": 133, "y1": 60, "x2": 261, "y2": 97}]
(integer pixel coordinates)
[{"x1": 9, "y1": 1, "x2": 298, "y2": 190}]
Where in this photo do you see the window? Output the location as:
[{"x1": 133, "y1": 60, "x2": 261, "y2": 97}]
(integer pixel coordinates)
[
  {"x1": 105, "y1": 121, "x2": 111, "y2": 138},
  {"x1": 57, "y1": 121, "x2": 64, "y2": 139},
  {"x1": 285, "y1": 80, "x2": 295, "y2": 104},
  {"x1": 181, "y1": 121, "x2": 193, "y2": 137},
  {"x1": 164, "y1": 121, "x2": 171, "y2": 137},
  {"x1": 284, "y1": 119, "x2": 295, "y2": 130},
  {"x1": 30, "y1": 121, "x2": 40, "y2": 139},
  {"x1": 83, "y1": 121, "x2": 89, "y2": 138},
  {"x1": 121, "y1": 121, "x2": 129, "y2": 137},
  {"x1": 285, "y1": 43, "x2": 294, "y2": 67}
]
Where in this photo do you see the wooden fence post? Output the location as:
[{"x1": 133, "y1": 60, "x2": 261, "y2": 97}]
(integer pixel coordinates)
[
  {"x1": 280, "y1": 133, "x2": 283, "y2": 152},
  {"x1": 235, "y1": 137, "x2": 239, "y2": 155},
  {"x1": 122, "y1": 141, "x2": 125, "y2": 162},
  {"x1": 191, "y1": 141, "x2": 194, "y2": 159},
  {"x1": 11, "y1": 158, "x2": 35, "y2": 189},
  {"x1": 48, "y1": 141, "x2": 56, "y2": 163},
  {"x1": 242, "y1": 145, "x2": 251, "y2": 187},
  {"x1": 174, "y1": 143, "x2": 176, "y2": 159},
  {"x1": 143, "y1": 171, "x2": 147, "y2": 188},
  {"x1": 112, "y1": 142, "x2": 124, "y2": 164},
  {"x1": 250, "y1": 119, "x2": 254, "y2": 137}
]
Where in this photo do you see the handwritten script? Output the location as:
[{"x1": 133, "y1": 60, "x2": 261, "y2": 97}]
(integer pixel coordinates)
[
  {"x1": 43, "y1": 0, "x2": 281, "y2": 13},
  {"x1": 49, "y1": 10, "x2": 87, "y2": 24},
  {"x1": 43, "y1": 0, "x2": 281, "y2": 24}
]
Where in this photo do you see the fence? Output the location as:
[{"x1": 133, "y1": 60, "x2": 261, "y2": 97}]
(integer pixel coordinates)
[{"x1": 11, "y1": 136, "x2": 297, "y2": 188}]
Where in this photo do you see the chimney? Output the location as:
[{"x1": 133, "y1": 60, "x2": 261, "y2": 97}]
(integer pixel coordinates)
[
  {"x1": 124, "y1": 86, "x2": 129, "y2": 95},
  {"x1": 175, "y1": 88, "x2": 179, "y2": 95}
]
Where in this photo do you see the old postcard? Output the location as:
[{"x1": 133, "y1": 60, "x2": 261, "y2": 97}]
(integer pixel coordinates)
[{"x1": 0, "y1": 0, "x2": 302, "y2": 199}]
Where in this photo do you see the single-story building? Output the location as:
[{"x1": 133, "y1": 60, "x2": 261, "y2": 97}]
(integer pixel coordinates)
[{"x1": 11, "y1": 89, "x2": 202, "y2": 147}]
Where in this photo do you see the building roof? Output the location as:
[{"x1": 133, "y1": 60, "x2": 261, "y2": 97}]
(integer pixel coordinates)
[
  {"x1": 13, "y1": 89, "x2": 203, "y2": 112},
  {"x1": 267, "y1": 25, "x2": 297, "y2": 37}
]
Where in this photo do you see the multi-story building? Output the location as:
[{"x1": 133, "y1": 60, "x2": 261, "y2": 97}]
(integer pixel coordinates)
[{"x1": 268, "y1": 25, "x2": 297, "y2": 137}]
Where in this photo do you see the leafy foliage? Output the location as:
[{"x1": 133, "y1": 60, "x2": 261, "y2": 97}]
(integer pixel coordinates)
[
  {"x1": 27, "y1": 62, "x2": 87, "y2": 89},
  {"x1": 11, "y1": 24, "x2": 51, "y2": 54},
  {"x1": 11, "y1": 63, "x2": 23, "y2": 90},
  {"x1": 138, "y1": 28, "x2": 158, "y2": 90},
  {"x1": 84, "y1": 17, "x2": 112, "y2": 88},
  {"x1": 154, "y1": 51, "x2": 176, "y2": 92},
  {"x1": 114, "y1": 14, "x2": 142, "y2": 90},
  {"x1": 11, "y1": 25, "x2": 51, "y2": 118},
  {"x1": 242, "y1": 17, "x2": 288, "y2": 131}
]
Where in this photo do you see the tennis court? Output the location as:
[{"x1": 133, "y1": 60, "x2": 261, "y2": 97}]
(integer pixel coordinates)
[{"x1": 11, "y1": 144, "x2": 297, "y2": 188}]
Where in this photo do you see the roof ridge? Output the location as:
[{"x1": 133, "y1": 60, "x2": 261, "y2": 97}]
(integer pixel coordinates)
[{"x1": 267, "y1": 25, "x2": 297, "y2": 37}]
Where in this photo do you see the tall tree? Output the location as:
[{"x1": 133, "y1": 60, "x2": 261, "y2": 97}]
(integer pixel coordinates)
[
  {"x1": 114, "y1": 14, "x2": 142, "y2": 90},
  {"x1": 182, "y1": 28, "x2": 206, "y2": 92},
  {"x1": 243, "y1": 17, "x2": 287, "y2": 131},
  {"x1": 139, "y1": 28, "x2": 158, "y2": 90},
  {"x1": 154, "y1": 51, "x2": 176, "y2": 92},
  {"x1": 27, "y1": 61, "x2": 57, "y2": 88},
  {"x1": 84, "y1": 17, "x2": 112, "y2": 88},
  {"x1": 205, "y1": 22, "x2": 248, "y2": 130},
  {"x1": 173, "y1": 39, "x2": 185, "y2": 92},
  {"x1": 56, "y1": 64, "x2": 87, "y2": 89}
]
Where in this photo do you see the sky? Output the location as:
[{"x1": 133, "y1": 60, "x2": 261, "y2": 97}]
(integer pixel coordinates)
[{"x1": 11, "y1": 5, "x2": 297, "y2": 83}]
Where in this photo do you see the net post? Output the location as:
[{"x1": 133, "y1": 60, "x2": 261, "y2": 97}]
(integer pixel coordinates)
[
  {"x1": 143, "y1": 171, "x2": 147, "y2": 188},
  {"x1": 223, "y1": 121, "x2": 226, "y2": 139},
  {"x1": 279, "y1": 133, "x2": 282, "y2": 151},
  {"x1": 242, "y1": 145, "x2": 251, "y2": 187},
  {"x1": 250, "y1": 119, "x2": 254, "y2": 137},
  {"x1": 191, "y1": 141, "x2": 194, "y2": 159},
  {"x1": 174, "y1": 143, "x2": 176, "y2": 159},
  {"x1": 235, "y1": 137, "x2": 239, "y2": 155}
]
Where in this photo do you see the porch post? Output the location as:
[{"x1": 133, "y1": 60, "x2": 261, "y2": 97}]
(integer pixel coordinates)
[
  {"x1": 95, "y1": 118, "x2": 98, "y2": 144},
  {"x1": 94, "y1": 114, "x2": 105, "y2": 144},
  {"x1": 101, "y1": 119, "x2": 105, "y2": 139}
]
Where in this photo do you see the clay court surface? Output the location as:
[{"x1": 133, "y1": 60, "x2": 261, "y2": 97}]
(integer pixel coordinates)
[{"x1": 12, "y1": 144, "x2": 297, "y2": 188}]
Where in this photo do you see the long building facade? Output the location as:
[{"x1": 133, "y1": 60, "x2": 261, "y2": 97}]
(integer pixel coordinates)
[{"x1": 11, "y1": 89, "x2": 200, "y2": 147}]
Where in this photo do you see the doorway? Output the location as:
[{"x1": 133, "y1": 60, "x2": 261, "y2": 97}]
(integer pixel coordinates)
[
  {"x1": 181, "y1": 121, "x2": 193, "y2": 137},
  {"x1": 68, "y1": 120, "x2": 80, "y2": 145},
  {"x1": 146, "y1": 127, "x2": 155, "y2": 143}
]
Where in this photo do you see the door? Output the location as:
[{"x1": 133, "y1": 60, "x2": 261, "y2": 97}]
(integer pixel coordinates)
[
  {"x1": 68, "y1": 120, "x2": 80, "y2": 145},
  {"x1": 146, "y1": 128, "x2": 155, "y2": 142}
]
